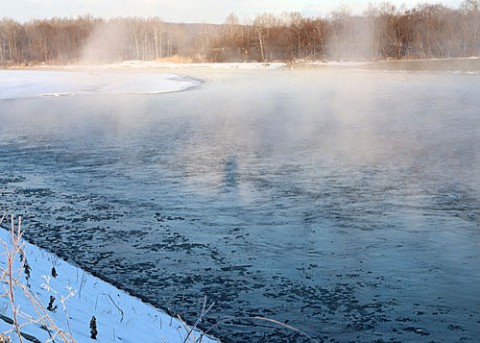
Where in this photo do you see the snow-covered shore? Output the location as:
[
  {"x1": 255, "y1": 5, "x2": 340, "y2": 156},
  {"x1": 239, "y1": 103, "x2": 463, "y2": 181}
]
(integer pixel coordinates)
[
  {"x1": 0, "y1": 223, "x2": 217, "y2": 342},
  {"x1": 26, "y1": 61, "x2": 288, "y2": 71},
  {"x1": 5, "y1": 58, "x2": 480, "y2": 76},
  {"x1": 90, "y1": 61, "x2": 287, "y2": 70}
]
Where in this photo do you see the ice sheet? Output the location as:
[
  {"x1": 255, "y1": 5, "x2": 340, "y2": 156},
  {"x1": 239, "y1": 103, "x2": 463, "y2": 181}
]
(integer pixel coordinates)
[{"x1": 0, "y1": 70, "x2": 198, "y2": 100}]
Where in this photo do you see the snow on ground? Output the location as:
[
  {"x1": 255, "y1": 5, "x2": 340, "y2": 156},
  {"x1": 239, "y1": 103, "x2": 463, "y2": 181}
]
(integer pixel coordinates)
[
  {"x1": 23, "y1": 60, "x2": 287, "y2": 71},
  {"x1": 0, "y1": 224, "x2": 218, "y2": 343},
  {"x1": 82, "y1": 61, "x2": 287, "y2": 70},
  {"x1": 0, "y1": 70, "x2": 199, "y2": 100}
]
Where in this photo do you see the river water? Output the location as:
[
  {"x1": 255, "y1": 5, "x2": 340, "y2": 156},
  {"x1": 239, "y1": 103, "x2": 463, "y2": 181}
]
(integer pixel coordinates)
[{"x1": 0, "y1": 68, "x2": 479, "y2": 342}]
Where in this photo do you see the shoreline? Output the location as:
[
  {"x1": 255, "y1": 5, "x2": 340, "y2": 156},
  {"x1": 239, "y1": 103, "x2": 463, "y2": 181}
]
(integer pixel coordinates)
[
  {"x1": 0, "y1": 222, "x2": 218, "y2": 343},
  {"x1": 1, "y1": 57, "x2": 480, "y2": 74}
]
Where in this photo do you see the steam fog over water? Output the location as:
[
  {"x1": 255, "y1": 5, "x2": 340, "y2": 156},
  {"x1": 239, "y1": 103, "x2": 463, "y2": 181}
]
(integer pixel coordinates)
[{"x1": 1, "y1": 68, "x2": 479, "y2": 342}]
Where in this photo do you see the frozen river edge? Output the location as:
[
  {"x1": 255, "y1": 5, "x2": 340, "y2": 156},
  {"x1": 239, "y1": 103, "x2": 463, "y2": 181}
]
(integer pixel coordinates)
[
  {"x1": 0, "y1": 221, "x2": 218, "y2": 343},
  {"x1": 0, "y1": 69, "x2": 203, "y2": 100}
]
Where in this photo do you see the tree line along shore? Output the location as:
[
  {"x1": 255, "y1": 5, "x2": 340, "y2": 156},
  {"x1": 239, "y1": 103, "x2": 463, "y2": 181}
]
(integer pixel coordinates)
[{"x1": 0, "y1": 1, "x2": 479, "y2": 66}]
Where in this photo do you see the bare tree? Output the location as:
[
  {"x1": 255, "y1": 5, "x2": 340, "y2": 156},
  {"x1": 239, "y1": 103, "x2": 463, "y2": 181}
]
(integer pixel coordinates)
[
  {"x1": 462, "y1": 0, "x2": 480, "y2": 55},
  {"x1": 253, "y1": 13, "x2": 278, "y2": 62},
  {"x1": 0, "y1": 4, "x2": 478, "y2": 66}
]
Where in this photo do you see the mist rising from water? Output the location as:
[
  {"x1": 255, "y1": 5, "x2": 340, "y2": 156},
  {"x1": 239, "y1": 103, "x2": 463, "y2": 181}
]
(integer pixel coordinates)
[
  {"x1": 1, "y1": 67, "x2": 480, "y2": 342},
  {"x1": 81, "y1": 20, "x2": 131, "y2": 64}
]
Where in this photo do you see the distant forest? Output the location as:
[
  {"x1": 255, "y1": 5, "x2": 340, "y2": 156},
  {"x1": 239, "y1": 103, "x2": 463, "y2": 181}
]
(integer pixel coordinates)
[{"x1": 1, "y1": 1, "x2": 479, "y2": 65}]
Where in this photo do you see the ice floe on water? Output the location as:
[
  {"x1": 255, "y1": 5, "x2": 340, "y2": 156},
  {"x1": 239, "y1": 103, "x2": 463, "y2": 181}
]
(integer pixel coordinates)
[
  {"x1": 0, "y1": 221, "x2": 217, "y2": 343},
  {"x1": 0, "y1": 70, "x2": 199, "y2": 100}
]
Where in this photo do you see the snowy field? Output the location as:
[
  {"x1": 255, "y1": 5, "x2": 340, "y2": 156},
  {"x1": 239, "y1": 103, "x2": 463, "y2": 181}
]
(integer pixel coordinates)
[{"x1": 0, "y1": 220, "x2": 217, "y2": 343}]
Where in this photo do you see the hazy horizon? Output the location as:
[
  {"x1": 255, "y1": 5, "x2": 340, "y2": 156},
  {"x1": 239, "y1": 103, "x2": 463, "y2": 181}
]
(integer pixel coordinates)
[{"x1": 3, "y1": 0, "x2": 462, "y2": 24}]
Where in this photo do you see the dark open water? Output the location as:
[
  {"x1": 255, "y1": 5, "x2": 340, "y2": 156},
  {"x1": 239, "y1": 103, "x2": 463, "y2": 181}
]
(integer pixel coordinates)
[{"x1": 1, "y1": 68, "x2": 479, "y2": 342}]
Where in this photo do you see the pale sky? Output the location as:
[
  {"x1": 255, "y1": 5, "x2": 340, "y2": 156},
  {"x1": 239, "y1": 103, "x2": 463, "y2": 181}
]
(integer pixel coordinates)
[{"x1": 2, "y1": 0, "x2": 462, "y2": 23}]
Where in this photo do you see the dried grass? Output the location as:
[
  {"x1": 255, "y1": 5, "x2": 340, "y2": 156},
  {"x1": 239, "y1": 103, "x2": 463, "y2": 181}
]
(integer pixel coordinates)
[
  {"x1": 0, "y1": 214, "x2": 75, "y2": 343},
  {"x1": 156, "y1": 55, "x2": 194, "y2": 64}
]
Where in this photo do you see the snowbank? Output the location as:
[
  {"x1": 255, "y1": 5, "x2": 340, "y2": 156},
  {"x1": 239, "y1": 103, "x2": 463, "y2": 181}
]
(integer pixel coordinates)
[{"x1": 0, "y1": 225, "x2": 217, "y2": 343}]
